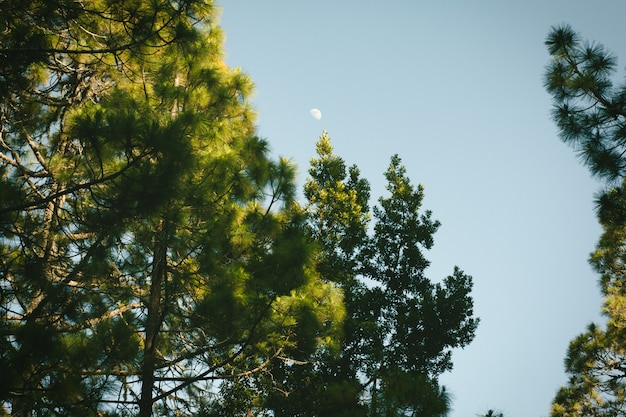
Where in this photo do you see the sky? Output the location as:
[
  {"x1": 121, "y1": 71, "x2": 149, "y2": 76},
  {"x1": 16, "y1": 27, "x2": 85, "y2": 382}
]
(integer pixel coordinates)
[{"x1": 218, "y1": 2, "x2": 626, "y2": 416}]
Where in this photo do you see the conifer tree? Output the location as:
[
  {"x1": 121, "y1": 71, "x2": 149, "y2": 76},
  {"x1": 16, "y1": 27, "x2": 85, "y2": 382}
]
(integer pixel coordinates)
[
  {"x1": 207, "y1": 132, "x2": 364, "y2": 416},
  {"x1": 550, "y1": 190, "x2": 626, "y2": 417},
  {"x1": 544, "y1": 24, "x2": 626, "y2": 184},
  {"x1": 364, "y1": 154, "x2": 477, "y2": 417},
  {"x1": 0, "y1": 2, "x2": 340, "y2": 416},
  {"x1": 257, "y1": 132, "x2": 478, "y2": 417},
  {"x1": 545, "y1": 24, "x2": 626, "y2": 417}
]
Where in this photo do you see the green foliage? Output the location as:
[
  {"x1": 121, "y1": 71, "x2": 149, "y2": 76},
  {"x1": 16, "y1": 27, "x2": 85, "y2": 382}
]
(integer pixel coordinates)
[
  {"x1": 544, "y1": 24, "x2": 626, "y2": 182},
  {"x1": 551, "y1": 198, "x2": 626, "y2": 417},
  {"x1": 545, "y1": 25, "x2": 626, "y2": 417},
  {"x1": 374, "y1": 370, "x2": 451, "y2": 417},
  {"x1": 1, "y1": 1, "x2": 477, "y2": 415},
  {"x1": 0, "y1": 2, "x2": 341, "y2": 416},
  {"x1": 243, "y1": 132, "x2": 478, "y2": 417},
  {"x1": 363, "y1": 154, "x2": 478, "y2": 416}
]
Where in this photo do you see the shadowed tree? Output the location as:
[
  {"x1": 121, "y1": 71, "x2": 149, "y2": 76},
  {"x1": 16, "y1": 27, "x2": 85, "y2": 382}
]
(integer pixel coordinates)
[
  {"x1": 364, "y1": 154, "x2": 477, "y2": 417},
  {"x1": 246, "y1": 132, "x2": 478, "y2": 417}
]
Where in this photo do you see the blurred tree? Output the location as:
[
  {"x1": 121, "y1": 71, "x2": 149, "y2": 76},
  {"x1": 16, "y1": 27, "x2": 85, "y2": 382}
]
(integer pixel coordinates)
[
  {"x1": 479, "y1": 411, "x2": 504, "y2": 417},
  {"x1": 0, "y1": 1, "x2": 340, "y2": 416},
  {"x1": 545, "y1": 24, "x2": 626, "y2": 417}
]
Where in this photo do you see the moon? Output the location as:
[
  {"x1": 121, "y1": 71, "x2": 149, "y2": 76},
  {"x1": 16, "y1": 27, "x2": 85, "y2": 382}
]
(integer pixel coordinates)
[{"x1": 310, "y1": 108, "x2": 322, "y2": 120}]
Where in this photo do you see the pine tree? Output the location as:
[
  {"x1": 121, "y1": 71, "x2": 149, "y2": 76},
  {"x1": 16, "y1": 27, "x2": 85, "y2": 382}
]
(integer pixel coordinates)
[
  {"x1": 544, "y1": 24, "x2": 626, "y2": 183},
  {"x1": 365, "y1": 154, "x2": 477, "y2": 417},
  {"x1": 550, "y1": 201, "x2": 626, "y2": 417},
  {"x1": 545, "y1": 24, "x2": 626, "y2": 417},
  {"x1": 261, "y1": 132, "x2": 478, "y2": 417},
  {"x1": 0, "y1": 2, "x2": 341, "y2": 415}
]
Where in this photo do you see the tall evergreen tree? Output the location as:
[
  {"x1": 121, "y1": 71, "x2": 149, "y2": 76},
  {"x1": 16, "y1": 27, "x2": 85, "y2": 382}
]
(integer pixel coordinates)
[
  {"x1": 257, "y1": 132, "x2": 478, "y2": 417},
  {"x1": 545, "y1": 24, "x2": 626, "y2": 417},
  {"x1": 208, "y1": 132, "x2": 367, "y2": 416},
  {"x1": 370, "y1": 155, "x2": 476, "y2": 375},
  {"x1": 0, "y1": 2, "x2": 341, "y2": 416},
  {"x1": 364, "y1": 154, "x2": 477, "y2": 417}
]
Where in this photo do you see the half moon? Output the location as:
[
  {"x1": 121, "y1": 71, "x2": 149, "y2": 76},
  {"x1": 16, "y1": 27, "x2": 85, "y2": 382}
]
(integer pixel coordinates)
[{"x1": 310, "y1": 108, "x2": 322, "y2": 120}]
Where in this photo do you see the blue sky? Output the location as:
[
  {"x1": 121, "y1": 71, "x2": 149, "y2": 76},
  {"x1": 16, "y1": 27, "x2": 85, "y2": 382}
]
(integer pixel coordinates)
[{"x1": 219, "y1": 2, "x2": 626, "y2": 416}]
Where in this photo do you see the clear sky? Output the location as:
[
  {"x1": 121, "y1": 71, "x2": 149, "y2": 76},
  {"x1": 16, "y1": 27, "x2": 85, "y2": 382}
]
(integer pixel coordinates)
[{"x1": 218, "y1": 2, "x2": 626, "y2": 416}]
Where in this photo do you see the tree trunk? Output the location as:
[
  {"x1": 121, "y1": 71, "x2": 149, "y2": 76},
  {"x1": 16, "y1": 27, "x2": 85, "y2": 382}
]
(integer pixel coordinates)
[
  {"x1": 139, "y1": 219, "x2": 167, "y2": 417},
  {"x1": 12, "y1": 195, "x2": 63, "y2": 417}
]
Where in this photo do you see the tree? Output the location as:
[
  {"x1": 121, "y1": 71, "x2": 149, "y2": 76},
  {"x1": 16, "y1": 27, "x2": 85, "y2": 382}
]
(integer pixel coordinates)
[
  {"x1": 550, "y1": 201, "x2": 626, "y2": 417},
  {"x1": 0, "y1": 2, "x2": 341, "y2": 416},
  {"x1": 253, "y1": 132, "x2": 478, "y2": 416},
  {"x1": 544, "y1": 24, "x2": 626, "y2": 184},
  {"x1": 545, "y1": 24, "x2": 626, "y2": 417},
  {"x1": 208, "y1": 132, "x2": 370, "y2": 416},
  {"x1": 364, "y1": 154, "x2": 477, "y2": 417},
  {"x1": 479, "y1": 411, "x2": 504, "y2": 417}
]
